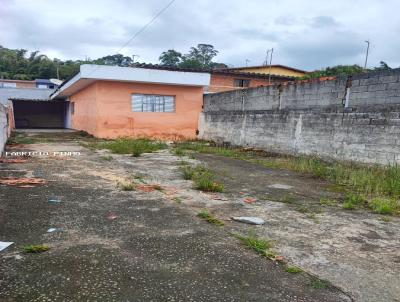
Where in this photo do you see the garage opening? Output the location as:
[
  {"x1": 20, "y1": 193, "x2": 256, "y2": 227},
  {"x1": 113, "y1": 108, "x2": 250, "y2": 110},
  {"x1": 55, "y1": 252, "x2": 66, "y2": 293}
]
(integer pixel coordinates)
[{"x1": 12, "y1": 99, "x2": 69, "y2": 129}]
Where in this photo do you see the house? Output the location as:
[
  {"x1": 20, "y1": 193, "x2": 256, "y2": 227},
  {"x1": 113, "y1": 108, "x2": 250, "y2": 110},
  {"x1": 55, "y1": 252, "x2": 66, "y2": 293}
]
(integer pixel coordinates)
[
  {"x1": 207, "y1": 69, "x2": 294, "y2": 93},
  {"x1": 130, "y1": 64, "x2": 295, "y2": 93},
  {"x1": 50, "y1": 64, "x2": 210, "y2": 139},
  {"x1": 0, "y1": 78, "x2": 60, "y2": 105},
  {"x1": 0, "y1": 79, "x2": 36, "y2": 89},
  {"x1": 223, "y1": 65, "x2": 307, "y2": 78}
]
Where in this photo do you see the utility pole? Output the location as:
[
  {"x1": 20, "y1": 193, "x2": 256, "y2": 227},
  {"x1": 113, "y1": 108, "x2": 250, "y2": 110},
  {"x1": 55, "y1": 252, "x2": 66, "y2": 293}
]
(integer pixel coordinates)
[
  {"x1": 364, "y1": 40, "x2": 370, "y2": 70},
  {"x1": 267, "y1": 48, "x2": 274, "y2": 84},
  {"x1": 56, "y1": 67, "x2": 60, "y2": 80}
]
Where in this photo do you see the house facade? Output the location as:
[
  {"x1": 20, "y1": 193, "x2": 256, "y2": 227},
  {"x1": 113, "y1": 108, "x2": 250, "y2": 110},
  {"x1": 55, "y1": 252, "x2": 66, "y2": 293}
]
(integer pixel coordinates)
[
  {"x1": 208, "y1": 71, "x2": 293, "y2": 93},
  {"x1": 51, "y1": 64, "x2": 210, "y2": 139},
  {"x1": 129, "y1": 64, "x2": 295, "y2": 93},
  {"x1": 224, "y1": 65, "x2": 307, "y2": 78}
]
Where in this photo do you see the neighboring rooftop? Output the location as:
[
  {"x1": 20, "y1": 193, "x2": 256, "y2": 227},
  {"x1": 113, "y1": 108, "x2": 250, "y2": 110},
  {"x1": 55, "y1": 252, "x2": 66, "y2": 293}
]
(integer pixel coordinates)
[
  {"x1": 223, "y1": 64, "x2": 307, "y2": 77},
  {"x1": 131, "y1": 63, "x2": 296, "y2": 80}
]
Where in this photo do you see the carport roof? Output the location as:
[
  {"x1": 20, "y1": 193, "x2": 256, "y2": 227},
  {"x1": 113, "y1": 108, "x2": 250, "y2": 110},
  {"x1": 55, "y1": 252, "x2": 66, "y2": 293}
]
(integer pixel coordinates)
[
  {"x1": 51, "y1": 64, "x2": 211, "y2": 99},
  {"x1": 9, "y1": 98, "x2": 63, "y2": 102}
]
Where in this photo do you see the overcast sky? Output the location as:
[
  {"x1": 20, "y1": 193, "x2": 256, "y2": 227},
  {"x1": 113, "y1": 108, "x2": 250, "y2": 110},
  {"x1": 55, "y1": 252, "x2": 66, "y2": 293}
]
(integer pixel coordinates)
[{"x1": 1, "y1": 0, "x2": 399, "y2": 71}]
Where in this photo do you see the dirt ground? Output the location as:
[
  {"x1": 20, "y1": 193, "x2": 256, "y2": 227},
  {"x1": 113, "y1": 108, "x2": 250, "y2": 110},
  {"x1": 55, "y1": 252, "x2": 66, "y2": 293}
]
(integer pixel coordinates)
[{"x1": 0, "y1": 132, "x2": 398, "y2": 301}]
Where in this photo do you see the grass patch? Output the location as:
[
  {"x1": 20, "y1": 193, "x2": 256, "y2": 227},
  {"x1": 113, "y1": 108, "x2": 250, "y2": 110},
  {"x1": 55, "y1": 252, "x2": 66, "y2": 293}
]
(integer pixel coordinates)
[
  {"x1": 89, "y1": 138, "x2": 167, "y2": 157},
  {"x1": 319, "y1": 198, "x2": 338, "y2": 206},
  {"x1": 380, "y1": 216, "x2": 392, "y2": 222},
  {"x1": 22, "y1": 244, "x2": 50, "y2": 253},
  {"x1": 173, "y1": 148, "x2": 187, "y2": 156},
  {"x1": 343, "y1": 193, "x2": 366, "y2": 210},
  {"x1": 369, "y1": 197, "x2": 399, "y2": 215},
  {"x1": 276, "y1": 194, "x2": 296, "y2": 204},
  {"x1": 173, "y1": 197, "x2": 182, "y2": 203},
  {"x1": 175, "y1": 141, "x2": 400, "y2": 199},
  {"x1": 180, "y1": 165, "x2": 196, "y2": 180},
  {"x1": 194, "y1": 171, "x2": 224, "y2": 192},
  {"x1": 309, "y1": 278, "x2": 329, "y2": 289},
  {"x1": 234, "y1": 231, "x2": 273, "y2": 258},
  {"x1": 285, "y1": 266, "x2": 303, "y2": 273},
  {"x1": 180, "y1": 165, "x2": 224, "y2": 192},
  {"x1": 197, "y1": 210, "x2": 224, "y2": 226},
  {"x1": 117, "y1": 181, "x2": 136, "y2": 191},
  {"x1": 100, "y1": 155, "x2": 113, "y2": 161},
  {"x1": 7, "y1": 133, "x2": 36, "y2": 144}
]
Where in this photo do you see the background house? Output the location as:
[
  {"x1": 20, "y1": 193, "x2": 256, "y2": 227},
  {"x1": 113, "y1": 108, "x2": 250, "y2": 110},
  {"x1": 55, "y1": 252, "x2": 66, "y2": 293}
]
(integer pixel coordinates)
[
  {"x1": 223, "y1": 65, "x2": 307, "y2": 78},
  {"x1": 131, "y1": 64, "x2": 296, "y2": 93},
  {"x1": 0, "y1": 78, "x2": 60, "y2": 105}
]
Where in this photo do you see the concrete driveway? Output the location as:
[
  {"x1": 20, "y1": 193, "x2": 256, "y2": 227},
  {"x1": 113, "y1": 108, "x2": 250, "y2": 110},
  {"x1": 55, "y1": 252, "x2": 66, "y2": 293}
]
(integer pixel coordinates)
[{"x1": 0, "y1": 132, "x2": 354, "y2": 301}]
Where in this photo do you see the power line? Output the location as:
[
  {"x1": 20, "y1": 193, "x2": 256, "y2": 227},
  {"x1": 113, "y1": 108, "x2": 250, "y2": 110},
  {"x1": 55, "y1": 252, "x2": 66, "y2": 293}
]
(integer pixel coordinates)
[
  {"x1": 85, "y1": 0, "x2": 177, "y2": 78},
  {"x1": 116, "y1": 0, "x2": 177, "y2": 55}
]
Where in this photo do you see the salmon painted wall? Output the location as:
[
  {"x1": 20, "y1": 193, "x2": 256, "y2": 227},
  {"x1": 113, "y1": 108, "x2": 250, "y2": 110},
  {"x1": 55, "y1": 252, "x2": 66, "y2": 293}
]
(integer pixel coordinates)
[
  {"x1": 70, "y1": 83, "x2": 99, "y2": 136},
  {"x1": 208, "y1": 74, "x2": 279, "y2": 93},
  {"x1": 70, "y1": 81, "x2": 204, "y2": 139}
]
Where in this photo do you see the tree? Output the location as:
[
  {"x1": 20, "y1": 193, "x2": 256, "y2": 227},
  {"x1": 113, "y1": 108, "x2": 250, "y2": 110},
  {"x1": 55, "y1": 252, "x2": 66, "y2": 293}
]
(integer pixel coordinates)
[
  {"x1": 95, "y1": 54, "x2": 133, "y2": 67},
  {"x1": 159, "y1": 49, "x2": 182, "y2": 66},
  {"x1": 374, "y1": 61, "x2": 392, "y2": 71},
  {"x1": 300, "y1": 65, "x2": 365, "y2": 80},
  {"x1": 183, "y1": 44, "x2": 218, "y2": 68}
]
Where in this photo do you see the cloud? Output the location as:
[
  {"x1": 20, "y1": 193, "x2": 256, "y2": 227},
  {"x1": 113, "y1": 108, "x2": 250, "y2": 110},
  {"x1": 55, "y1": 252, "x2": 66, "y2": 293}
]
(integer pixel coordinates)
[
  {"x1": 311, "y1": 16, "x2": 339, "y2": 28},
  {"x1": 0, "y1": 0, "x2": 399, "y2": 70}
]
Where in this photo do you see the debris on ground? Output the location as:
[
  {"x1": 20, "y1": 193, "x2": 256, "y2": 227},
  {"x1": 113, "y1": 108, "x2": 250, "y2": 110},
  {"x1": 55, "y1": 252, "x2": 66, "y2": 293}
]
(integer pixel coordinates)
[
  {"x1": 243, "y1": 197, "x2": 257, "y2": 204},
  {"x1": 48, "y1": 197, "x2": 61, "y2": 204},
  {"x1": 0, "y1": 177, "x2": 46, "y2": 187},
  {"x1": 22, "y1": 244, "x2": 51, "y2": 253},
  {"x1": 268, "y1": 183, "x2": 294, "y2": 190},
  {"x1": 47, "y1": 228, "x2": 58, "y2": 233},
  {"x1": 210, "y1": 194, "x2": 228, "y2": 201},
  {"x1": 0, "y1": 158, "x2": 27, "y2": 163},
  {"x1": 107, "y1": 212, "x2": 118, "y2": 220},
  {"x1": 136, "y1": 184, "x2": 163, "y2": 192},
  {"x1": 0, "y1": 241, "x2": 14, "y2": 252},
  {"x1": 232, "y1": 217, "x2": 265, "y2": 225}
]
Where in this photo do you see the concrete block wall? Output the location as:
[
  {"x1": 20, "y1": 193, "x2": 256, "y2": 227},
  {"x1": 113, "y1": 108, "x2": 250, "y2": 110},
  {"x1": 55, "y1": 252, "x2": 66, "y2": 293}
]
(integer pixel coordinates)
[
  {"x1": 0, "y1": 103, "x2": 9, "y2": 155},
  {"x1": 199, "y1": 69, "x2": 400, "y2": 165}
]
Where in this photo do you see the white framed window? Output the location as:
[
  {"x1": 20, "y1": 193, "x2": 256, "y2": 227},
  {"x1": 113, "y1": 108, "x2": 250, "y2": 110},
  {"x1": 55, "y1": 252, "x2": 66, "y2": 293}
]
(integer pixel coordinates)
[
  {"x1": 37, "y1": 84, "x2": 48, "y2": 89},
  {"x1": 131, "y1": 94, "x2": 175, "y2": 112}
]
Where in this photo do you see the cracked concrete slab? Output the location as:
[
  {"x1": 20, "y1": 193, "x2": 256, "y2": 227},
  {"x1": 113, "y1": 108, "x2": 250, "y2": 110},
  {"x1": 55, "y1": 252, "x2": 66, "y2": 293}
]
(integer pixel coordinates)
[{"x1": 0, "y1": 133, "x2": 352, "y2": 302}]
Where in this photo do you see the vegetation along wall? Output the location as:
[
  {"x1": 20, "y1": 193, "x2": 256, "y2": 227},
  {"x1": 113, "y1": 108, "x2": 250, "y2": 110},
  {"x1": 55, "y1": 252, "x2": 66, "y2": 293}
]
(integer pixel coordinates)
[{"x1": 199, "y1": 69, "x2": 400, "y2": 165}]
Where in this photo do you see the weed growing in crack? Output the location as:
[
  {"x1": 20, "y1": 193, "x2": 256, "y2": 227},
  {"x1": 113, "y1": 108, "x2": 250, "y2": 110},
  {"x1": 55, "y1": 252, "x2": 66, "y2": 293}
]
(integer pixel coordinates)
[
  {"x1": 234, "y1": 231, "x2": 273, "y2": 258},
  {"x1": 22, "y1": 245, "x2": 50, "y2": 253},
  {"x1": 173, "y1": 148, "x2": 186, "y2": 156},
  {"x1": 285, "y1": 266, "x2": 303, "y2": 273},
  {"x1": 197, "y1": 210, "x2": 224, "y2": 226},
  {"x1": 117, "y1": 181, "x2": 136, "y2": 191},
  {"x1": 309, "y1": 278, "x2": 329, "y2": 289},
  {"x1": 87, "y1": 138, "x2": 166, "y2": 157},
  {"x1": 319, "y1": 198, "x2": 338, "y2": 206},
  {"x1": 180, "y1": 165, "x2": 224, "y2": 192},
  {"x1": 343, "y1": 193, "x2": 366, "y2": 210}
]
